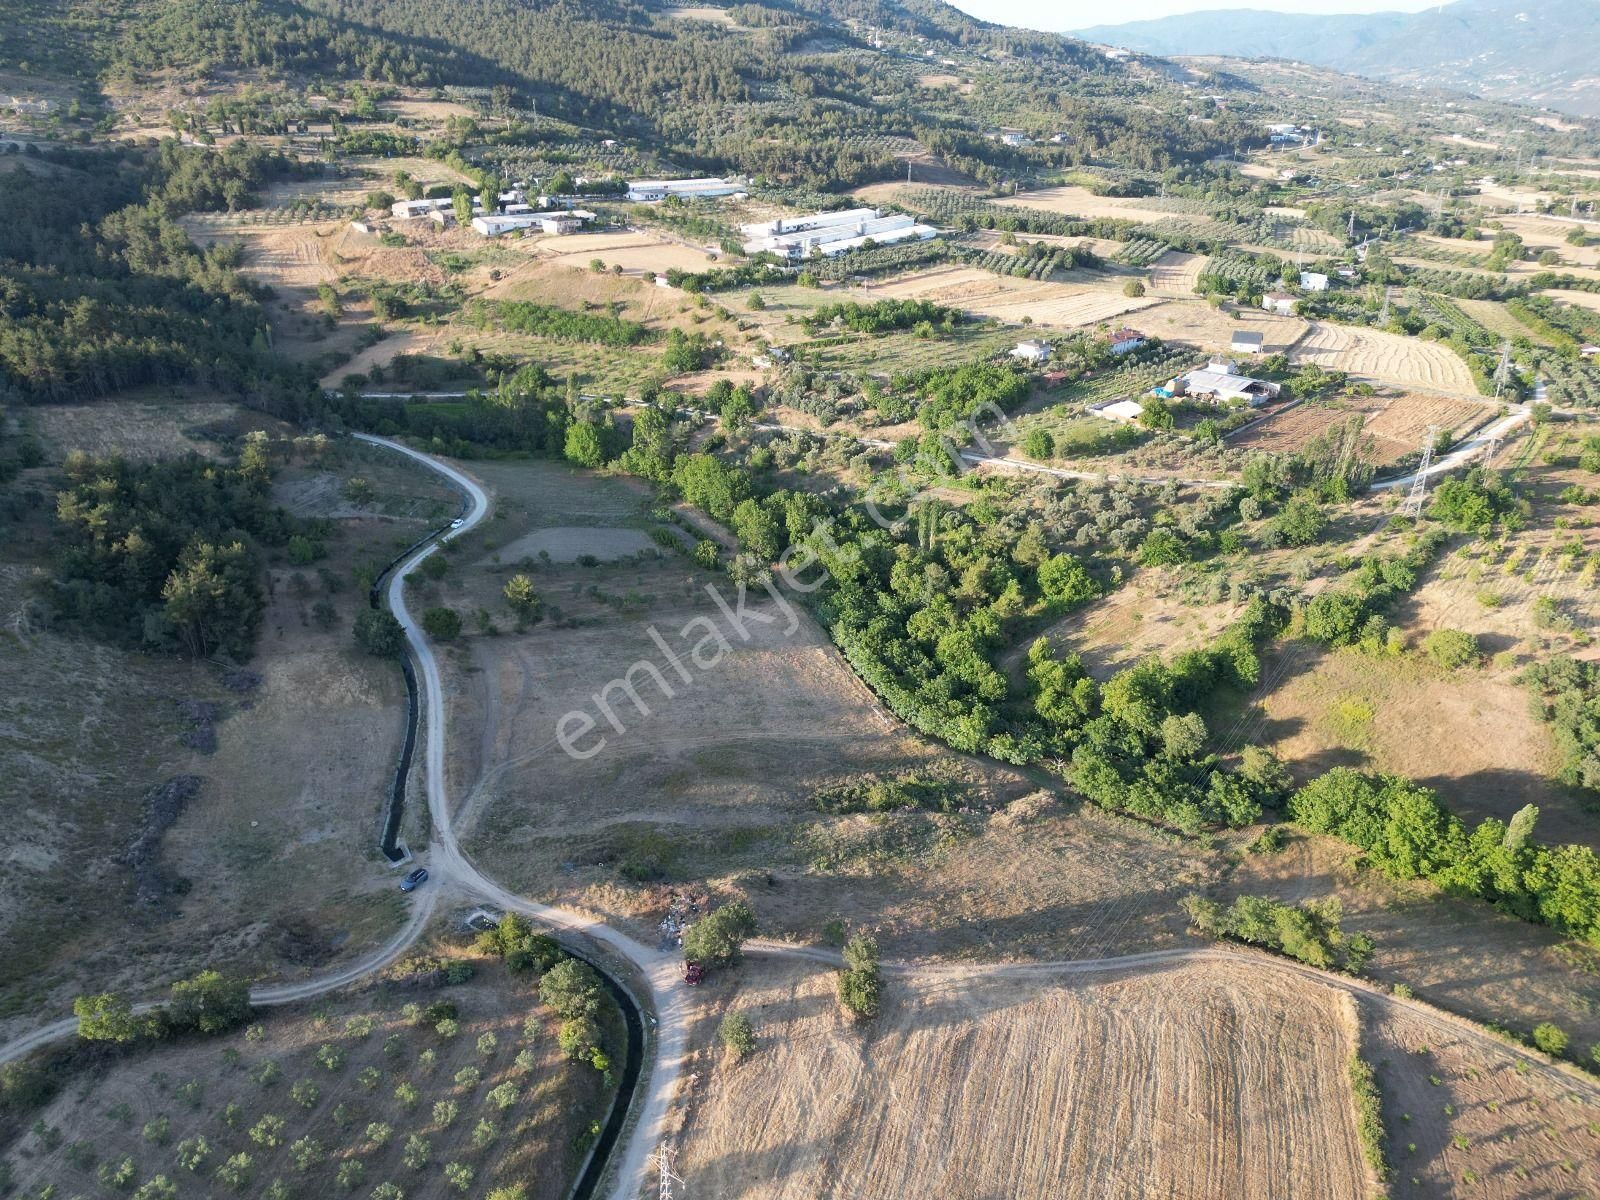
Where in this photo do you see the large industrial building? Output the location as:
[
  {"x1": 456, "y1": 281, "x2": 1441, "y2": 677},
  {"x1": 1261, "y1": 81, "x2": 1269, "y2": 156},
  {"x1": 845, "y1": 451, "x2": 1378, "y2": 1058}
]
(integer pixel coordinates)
[{"x1": 739, "y1": 207, "x2": 940, "y2": 259}]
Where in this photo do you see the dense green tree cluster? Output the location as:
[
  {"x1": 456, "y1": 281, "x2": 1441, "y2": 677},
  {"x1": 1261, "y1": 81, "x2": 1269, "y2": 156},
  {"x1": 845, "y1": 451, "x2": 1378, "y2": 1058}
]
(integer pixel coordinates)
[
  {"x1": 1290, "y1": 770, "x2": 1600, "y2": 945},
  {"x1": 1299, "y1": 531, "x2": 1446, "y2": 649},
  {"x1": 51, "y1": 450, "x2": 293, "y2": 656},
  {"x1": 466, "y1": 300, "x2": 653, "y2": 347},
  {"x1": 0, "y1": 147, "x2": 308, "y2": 405},
  {"x1": 1523, "y1": 656, "x2": 1600, "y2": 793},
  {"x1": 801, "y1": 299, "x2": 961, "y2": 336},
  {"x1": 1181, "y1": 893, "x2": 1373, "y2": 972},
  {"x1": 1426, "y1": 467, "x2": 1524, "y2": 533}
]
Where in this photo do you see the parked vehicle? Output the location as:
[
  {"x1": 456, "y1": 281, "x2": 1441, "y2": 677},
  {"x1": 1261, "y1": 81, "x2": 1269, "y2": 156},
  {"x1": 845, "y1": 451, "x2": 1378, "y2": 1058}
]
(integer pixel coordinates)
[
  {"x1": 400, "y1": 867, "x2": 429, "y2": 892},
  {"x1": 683, "y1": 961, "x2": 704, "y2": 985}
]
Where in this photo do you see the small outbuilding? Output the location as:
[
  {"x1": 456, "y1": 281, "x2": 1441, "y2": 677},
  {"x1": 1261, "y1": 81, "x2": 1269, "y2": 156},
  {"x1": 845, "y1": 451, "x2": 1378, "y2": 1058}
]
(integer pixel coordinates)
[
  {"x1": 1231, "y1": 330, "x2": 1266, "y2": 354},
  {"x1": 1261, "y1": 292, "x2": 1297, "y2": 317},
  {"x1": 1011, "y1": 338, "x2": 1052, "y2": 364}
]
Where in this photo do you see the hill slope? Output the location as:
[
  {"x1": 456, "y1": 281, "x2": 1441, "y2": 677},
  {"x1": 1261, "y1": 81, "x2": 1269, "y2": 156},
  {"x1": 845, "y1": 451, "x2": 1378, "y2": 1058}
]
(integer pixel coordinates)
[{"x1": 1077, "y1": 0, "x2": 1600, "y2": 117}]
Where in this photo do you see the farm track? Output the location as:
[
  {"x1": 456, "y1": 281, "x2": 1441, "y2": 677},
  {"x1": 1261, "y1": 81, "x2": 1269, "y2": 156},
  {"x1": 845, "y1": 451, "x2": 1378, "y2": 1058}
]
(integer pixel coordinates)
[{"x1": 0, "y1": 427, "x2": 1577, "y2": 1199}]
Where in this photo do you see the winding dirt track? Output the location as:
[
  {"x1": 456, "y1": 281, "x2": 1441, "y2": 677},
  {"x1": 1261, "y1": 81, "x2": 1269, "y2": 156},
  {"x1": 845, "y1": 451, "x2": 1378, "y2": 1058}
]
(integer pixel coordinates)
[{"x1": 2, "y1": 432, "x2": 1591, "y2": 1200}]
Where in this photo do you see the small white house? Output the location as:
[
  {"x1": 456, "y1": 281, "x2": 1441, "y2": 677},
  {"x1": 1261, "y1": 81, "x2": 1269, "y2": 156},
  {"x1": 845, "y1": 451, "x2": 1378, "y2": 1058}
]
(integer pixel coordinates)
[
  {"x1": 1011, "y1": 339, "x2": 1052, "y2": 364},
  {"x1": 1261, "y1": 292, "x2": 1297, "y2": 317},
  {"x1": 1299, "y1": 271, "x2": 1330, "y2": 292},
  {"x1": 1231, "y1": 330, "x2": 1266, "y2": 354},
  {"x1": 391, "y1": 197, "x2": 453, "y2": 220},
  {"x1": 1106, "y1": 327, "x2": 1145, "y2": 355}
]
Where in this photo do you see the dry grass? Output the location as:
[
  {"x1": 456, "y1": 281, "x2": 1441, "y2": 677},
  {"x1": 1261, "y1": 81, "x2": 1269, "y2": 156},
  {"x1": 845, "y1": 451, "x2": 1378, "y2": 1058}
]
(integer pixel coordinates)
[
  {"x1": 992, "y1": 184, "x2": 1190, "y2": 225},
  {"x1": 1293, "y1": 322, "x2": 1479, "y2": 394},
  {"x1": 0, "y1": 425, "x2": 453, "y2": 1039},
  {"x1": 419, "y1": 460, "x2": 1213, "y2": 961},
  {"x1": 674, "y1": 955, "x2": 1368, "y2": 1200},
  {"x1": 1130, "y1": 298, "x2": 1305, "y2": 354},
  {"x1": 864, "y1": 265, "x2": 1158, "y2": 328}
]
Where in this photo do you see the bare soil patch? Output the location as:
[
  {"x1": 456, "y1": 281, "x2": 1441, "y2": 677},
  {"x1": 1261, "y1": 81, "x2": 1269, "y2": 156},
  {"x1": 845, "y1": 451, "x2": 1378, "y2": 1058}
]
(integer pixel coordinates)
[{"x1": 1360, "y1": 999, "x2": 1600, "y2": 1197}]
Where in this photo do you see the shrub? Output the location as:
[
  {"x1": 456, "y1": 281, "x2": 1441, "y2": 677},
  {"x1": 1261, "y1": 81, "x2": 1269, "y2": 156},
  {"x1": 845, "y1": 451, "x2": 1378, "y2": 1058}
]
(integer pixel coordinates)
[
  {"x1": 718, "y1": 1011, "x2": 756, "y2": 1059},
  {"x1": 132, "y1": 1177, "x2": 177, "y2": 1200},
  {"x1": 337, "y1": 1160, "x2": 365, "y2": 1190},
  {"x1": 682, "y1": 901, "x2": 758, "y2": 966},
  {"x1": 175, "y1": 1136, "x2": 210, "y2": 1171},
  {"x1": 215, "y1": 1152, "x2": 254, "y2": 1190},
  {"x1": 433, "y1": 1099, "x2": 459, "y2": 1127},
  {"x1": 486, "y1": 1081, "x2": 520, "y2": 1110},
  {"x1": 540, "y1": 960, "x2": 603, "y2": 1018},
  {"x1": 289, "y1": 1136, "x2": 325, "y2": 1170},
  {"x1": 444, "y1": 1163, "x2": 475, "y2": 1192},
  {"x1": 421, "y1": 607, "x2": 462, "y2": 641},
  {"x1": 1423, "y1": 628, "x2": 1479, "y2": 670},
  {"x1": 250, "y1": 1114, "x2": 286, "y2": 1147},
  {"x1": 1532, "y1": 1022, "x2": 1569, "y2": 1056},
  {"x1": 402, "y1": 1134, "x2": 430, "y2": 1170},
  {"x1": 290, "y1": 1078, "x2": 320, "y2": 1107},
  {"x1": 837, "y1": 935, "x2": 882, "y2": 1020}
]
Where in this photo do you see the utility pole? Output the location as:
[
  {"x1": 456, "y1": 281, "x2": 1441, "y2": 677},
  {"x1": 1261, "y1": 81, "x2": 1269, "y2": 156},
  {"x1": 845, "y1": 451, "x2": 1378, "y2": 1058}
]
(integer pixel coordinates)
[
  {"x1": 1402, "y1": 425, "x2": 1441, "y2": 518},
  {"x1": 656, "y1": 1146, "x2": 683, "y2": 1200}
]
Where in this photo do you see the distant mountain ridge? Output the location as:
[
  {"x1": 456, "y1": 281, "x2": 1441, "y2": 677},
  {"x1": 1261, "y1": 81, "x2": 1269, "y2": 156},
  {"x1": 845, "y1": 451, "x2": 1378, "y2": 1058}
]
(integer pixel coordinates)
[{"x1": 1076, "y1": 0, "x2": 1600, "y2": 117}]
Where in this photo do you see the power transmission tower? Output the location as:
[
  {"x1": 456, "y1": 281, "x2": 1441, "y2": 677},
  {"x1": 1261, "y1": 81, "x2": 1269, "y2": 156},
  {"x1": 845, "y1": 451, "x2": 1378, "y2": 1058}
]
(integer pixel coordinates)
[
  {"x1": 1402, "y1": 425, "x2": 1440, "y2": 518},
  {"x1": 656, "y1": 1145, "x2": 683, "y2": 1200},
  {"x1": 1379, "y1": 285, "x2": 1392, "y2": 326},
  {"x1": 1492, "y1": 339, "x2": 1513, "y2": 398}
]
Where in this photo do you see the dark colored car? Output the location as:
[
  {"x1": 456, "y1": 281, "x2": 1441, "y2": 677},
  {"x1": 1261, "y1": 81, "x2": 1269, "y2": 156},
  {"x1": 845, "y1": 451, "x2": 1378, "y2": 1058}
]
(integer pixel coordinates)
[{"x1": 400, "y1": 867, "x2": 429, "y2": 892}]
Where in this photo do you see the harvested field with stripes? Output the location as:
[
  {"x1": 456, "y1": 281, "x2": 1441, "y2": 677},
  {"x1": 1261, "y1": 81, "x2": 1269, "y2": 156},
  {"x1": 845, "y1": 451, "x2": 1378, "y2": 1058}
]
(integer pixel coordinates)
[
  {"x1": 1123, "y1": 300, "x2": 1305, "y2": 354},
  {"x1": 677, "y1": 956, "x2": 1369, "y2": 1200},
  {"x1": 1292, "y1": 322, "x2": 1478, "y2": 393},
  {"x1": 1149, "y1": 250, "x2": 1205, "y2": 295}
]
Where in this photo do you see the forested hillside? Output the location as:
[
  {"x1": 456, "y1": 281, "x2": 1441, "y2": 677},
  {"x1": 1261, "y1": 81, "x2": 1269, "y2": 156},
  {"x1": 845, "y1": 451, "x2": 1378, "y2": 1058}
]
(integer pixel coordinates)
[{"x1": 2, "y1": 0, "x2": 1265, "y2": 183}]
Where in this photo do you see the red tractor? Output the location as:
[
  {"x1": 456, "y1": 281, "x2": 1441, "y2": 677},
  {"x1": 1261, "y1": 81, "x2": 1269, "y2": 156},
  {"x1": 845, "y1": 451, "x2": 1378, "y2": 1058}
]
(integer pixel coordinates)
[{"x1": 682, "y1": 961, "x2": 705, "y2": 986}]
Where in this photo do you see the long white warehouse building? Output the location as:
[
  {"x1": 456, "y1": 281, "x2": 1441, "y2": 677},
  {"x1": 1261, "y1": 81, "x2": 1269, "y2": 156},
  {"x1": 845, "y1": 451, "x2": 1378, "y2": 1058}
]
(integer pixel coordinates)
[{"x1": 742, "y1": 208, "x2": 940, "y2": 259}]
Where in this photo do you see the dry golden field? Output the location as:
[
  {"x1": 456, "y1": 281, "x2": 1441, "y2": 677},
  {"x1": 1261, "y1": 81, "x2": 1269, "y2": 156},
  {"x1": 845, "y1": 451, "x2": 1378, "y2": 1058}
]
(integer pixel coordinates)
[
  {"x1": 674, "y1": 956, "x2": 1369, "y2": 1200},
  {"x1": 865, "y1": 266, "x2": 1158, "y2": 328},
  {"x1": 1293, "y1": 322, "x2": 1479, "y2": 394},
  {"x1": 1148, "y1": 250, "x2": 1205, "y2": 296}
]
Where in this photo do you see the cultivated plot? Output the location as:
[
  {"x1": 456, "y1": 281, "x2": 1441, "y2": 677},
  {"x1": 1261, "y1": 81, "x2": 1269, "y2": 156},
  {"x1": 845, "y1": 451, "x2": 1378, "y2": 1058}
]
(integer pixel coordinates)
[
  {"x1": 677, "y1": 957, "x2": 1369, "y2": 1200},
  {"x1": 1293, "y1": 322, "x2": 1479, "y2": 394},
  {"x1": 866, "y1": 266, "x2": 1158, "y2": 328}
]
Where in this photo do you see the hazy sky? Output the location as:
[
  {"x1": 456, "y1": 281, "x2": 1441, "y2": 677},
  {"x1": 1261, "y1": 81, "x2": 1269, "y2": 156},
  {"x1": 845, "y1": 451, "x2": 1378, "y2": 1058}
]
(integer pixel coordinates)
[{"x1": 949, "y1": 0, "x2": 1444, "y2": 29}]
